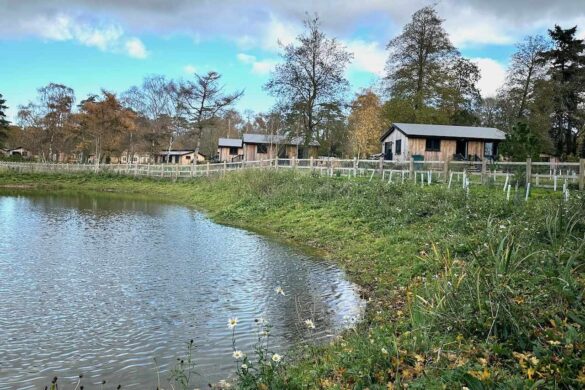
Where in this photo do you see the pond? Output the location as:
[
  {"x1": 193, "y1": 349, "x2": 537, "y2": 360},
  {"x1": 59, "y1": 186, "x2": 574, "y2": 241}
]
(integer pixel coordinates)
[{"x1": 0, "y1": 193, "x2": 365, "y2": 389}]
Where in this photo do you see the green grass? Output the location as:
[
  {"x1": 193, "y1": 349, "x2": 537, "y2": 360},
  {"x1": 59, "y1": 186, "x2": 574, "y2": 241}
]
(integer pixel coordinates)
[{"x1": 1, "y1": 170, "x2": 584, "y2": 389}]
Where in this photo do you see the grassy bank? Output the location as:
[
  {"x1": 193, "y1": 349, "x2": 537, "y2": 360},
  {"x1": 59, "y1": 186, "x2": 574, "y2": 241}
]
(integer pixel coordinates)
[{"x1": 1, "y1": 171, "x2": 584, "y2": 389}]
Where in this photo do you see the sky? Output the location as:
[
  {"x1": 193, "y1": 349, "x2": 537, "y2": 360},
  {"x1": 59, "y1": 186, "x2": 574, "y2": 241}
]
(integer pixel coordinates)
[{"x1": 1, "y1": 0, "x2": 585, "y2": 122}]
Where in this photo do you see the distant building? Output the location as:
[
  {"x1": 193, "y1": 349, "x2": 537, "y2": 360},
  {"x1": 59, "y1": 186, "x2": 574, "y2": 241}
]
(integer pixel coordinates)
[
  {"x1": 380, "y1": 123, "x2": 505, "y2": 162},
  {"x1": 120, "y1": 151, "x2": 152, "y2": 164},
  {"x1": 156, "y1": 150, "x2": 206, "y2": 165},
  {"x1": 217, "y1": 138, "x2": 244, "y2": 162},
  {"x1": 5, "y1": 147, "x2": 32, "y2": 159}
]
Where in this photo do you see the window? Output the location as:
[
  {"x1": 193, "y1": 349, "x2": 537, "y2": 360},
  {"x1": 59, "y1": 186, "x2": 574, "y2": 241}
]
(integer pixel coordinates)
[
  {"x1": 425, "y1": 138, "x2": 441, "y2": 152},
  {"x1": 484, "y1": 142, "x2": 494, "y2": 157},
  {"x1": 185, "y1": 155, "x2": 191, "y2": 160},
  {"x1": 257, "y1": 144, "x2": 268, "y2": 154},
  {"x1": 229, "y1": 147, "x2": 239, "y2": 155},
  {"x1": 395, "y1": 139, "x2": 402, "y2": 154}
]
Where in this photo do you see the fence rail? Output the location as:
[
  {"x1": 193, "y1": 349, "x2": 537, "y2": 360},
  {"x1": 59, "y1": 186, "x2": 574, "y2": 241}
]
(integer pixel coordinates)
[{"x1": 1, "y1": 157, "x2": 584, "y2": 191}]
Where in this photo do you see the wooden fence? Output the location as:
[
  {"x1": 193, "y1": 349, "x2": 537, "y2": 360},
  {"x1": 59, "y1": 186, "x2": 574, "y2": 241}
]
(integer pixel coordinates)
[{"x1": 1, "y1": 157, "x2": 584, "y2": 191}]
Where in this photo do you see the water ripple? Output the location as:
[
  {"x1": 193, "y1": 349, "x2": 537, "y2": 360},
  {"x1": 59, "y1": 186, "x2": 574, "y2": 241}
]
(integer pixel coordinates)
[{"x1": 0, "y1": 193, "x2": 365, "y2": 388}]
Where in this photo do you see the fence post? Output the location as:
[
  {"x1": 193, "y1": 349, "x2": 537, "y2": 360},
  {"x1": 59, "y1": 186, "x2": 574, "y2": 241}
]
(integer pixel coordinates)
[
  {"x1": 353, "y1": 157, "x2": 358, "y2": 177},
  {"x1": 481, "y1": 159, "x2": 487, "y2": 184},
  {"x1": 310, "y1": 156, "x2": 314, "y2": 170},
  {"x1": 206, "y1": 161, "x2": 210, "y2": 176},
  {"x1": 579, "y1": 158, "x2": 585, "y2": 191},
  {"x1": 443, "y1": 159, "x2": 449, "y2": 183},
  {"x1": 409, "y1": 157, "x2": 415, "y2": 181},
  {"x1": 223, "y1": 161, "x2": 227, "y2": 175},
  {"x1": 379, "y1": 156, "x2": 384, "y2": 175},
  {"x1": 525, "y1": 158, "x2": 532, "y2": 187}
]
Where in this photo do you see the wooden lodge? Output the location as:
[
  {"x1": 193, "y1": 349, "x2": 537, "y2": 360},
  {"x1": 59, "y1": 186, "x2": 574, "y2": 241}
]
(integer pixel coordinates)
[
  {"x1": 380, "y1": 123, "x2": 506, "y2": 162},
  {"x1": 217, "y1": 138, "x2": 244, "y2": 162},
  {"x1": 156, "y1": 150, "x2": 206, "y2": 165},
  {"x1": 218, "y1": 134, "x2": 319, "y2": 162}
]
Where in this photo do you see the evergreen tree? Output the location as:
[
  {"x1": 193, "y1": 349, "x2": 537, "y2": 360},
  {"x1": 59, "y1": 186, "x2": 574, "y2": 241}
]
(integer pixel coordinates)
[
  {"x1": 0, "y1": 93, "x2": 9, "y2": 146},
  {"x1": 500, "y1": 122, "x2": 540, "y2": 160},
  {"x1": 539, "y1": 25, "x2": 585, "y2": 156}
]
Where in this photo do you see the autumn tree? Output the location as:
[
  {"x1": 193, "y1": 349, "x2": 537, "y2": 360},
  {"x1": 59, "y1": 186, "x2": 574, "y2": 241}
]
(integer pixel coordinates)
[
  {"x1": 173, "y1": 71, "x2": 243, "y2": 157},
  {"x1": 348, "y1": 91, "x2": 385, "y2": 159},
  {"x1": 265, "y1": 15, "x2": 353, "y2": 145},
  {"x1": 0, "y1": 93, "x2": 9, "y2": 147},
  {"x1": 539, "y1": 25, "x2": 585, "y2": 156},
  {"x1": 76, "y1": 91, "x2": 136, "y2": 164}
]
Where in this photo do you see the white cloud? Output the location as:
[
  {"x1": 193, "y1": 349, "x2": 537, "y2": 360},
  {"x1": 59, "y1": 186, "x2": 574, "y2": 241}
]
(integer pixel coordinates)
[
  {"x1": 183, "y1": 64, "x2": 197, "y2": 74},
  {"x1": 345, "y1": 40, "x2": 386, "y2": 76},
  {"x1": 237, "y1": 53, "x2": 278, "y2": 75},
  {"x1": 472, "y1": 57, "x2": 507, "y2": 97},
  {"x1": 125, "y1": 37, "x2": 148, "y2": 58},
  {"x1": 20, "y1": 13, "x2": 148, "y2": 58}
]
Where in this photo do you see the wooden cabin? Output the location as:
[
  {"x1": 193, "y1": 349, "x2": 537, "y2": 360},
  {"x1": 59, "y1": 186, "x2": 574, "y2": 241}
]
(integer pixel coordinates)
[
  {"x1": 242, "y1": 134, "x2": 319, "y2": 161},
  {"x1": 380, "y1": 123, "x2": 505, "y2": 162},
  {"x1": 120, "y1": 151, "x2": 153, "y2": 164},
  {"x1": 217, "y1": 138, "x2": 244, "y2": 162},
  {"x1": 156, "y1": 150, "x2": 206, "y2": 165}
]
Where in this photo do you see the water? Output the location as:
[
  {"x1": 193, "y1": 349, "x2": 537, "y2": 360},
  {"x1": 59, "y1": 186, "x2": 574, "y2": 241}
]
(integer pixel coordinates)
[{"x1": 0, "y1": 193, "x2": 364, "y2": 389}]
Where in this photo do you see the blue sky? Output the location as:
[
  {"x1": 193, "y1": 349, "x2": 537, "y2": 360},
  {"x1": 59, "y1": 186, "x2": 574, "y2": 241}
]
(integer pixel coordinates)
[{"x1": 1, "y1": 0, "x2": 584, "y2": 121}]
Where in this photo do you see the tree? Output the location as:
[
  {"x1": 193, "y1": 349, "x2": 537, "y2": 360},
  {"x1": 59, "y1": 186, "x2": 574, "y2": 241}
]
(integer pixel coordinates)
[
  {"x1": 76, "y1": 91, "x2": 136, "y2": 164},
  {"x1": 539, "y1": 25, "x2": 585, "y2": 156},
  {"x1": 173, "y1": 71, "x2": 243, "y2": 157},
  {"x1": 500, "y1": 122, "x2": 541, "y2": 160},
  {"x1": 439, "y1": 57, "x2": 482, "y2": 125},
  {"x1": 122, "y1": 75, "x2": 177, "y2": 159},
  {"x1": 38, "y1": 83, "x2": 76, "y2": 160},
  {"x1": 265, "y1": 15, "x2": 353, "y2": 145},
  {"x1": 0, "y1": 93, "x2": 9, "y2": 147},
  {"x1": 348, "y1": 91, "x2": 386, "y2": 159},
  {"x1": 17, "y1": 84, "x2": 75, "y2": 161},
  {"x1": 385, "y1": 6, "x2": 457, "y2": 114},
  {"x1": 502, "y1": 35, "x2": 550, "y2": 121}
]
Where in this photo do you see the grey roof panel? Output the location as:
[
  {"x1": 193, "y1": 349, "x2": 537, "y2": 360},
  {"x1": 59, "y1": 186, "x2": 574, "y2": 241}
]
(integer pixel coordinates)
[
  {"x1": 218, "y1": 138, "x2": 243, "y2": 148},
  {"x1": 243, "y1": 133, "x2": 319, "y2": 146},
  {"x1": 393, "y1": 123, "x2": 506, "y2": 140}
]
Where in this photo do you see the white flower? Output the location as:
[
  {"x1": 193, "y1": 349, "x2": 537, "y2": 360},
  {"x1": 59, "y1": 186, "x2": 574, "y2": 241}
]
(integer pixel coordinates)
[
  {"x1": 275, "y1": 286, "x2": 285, "y2": 296},
  {"x1": 228, "y1": 317, "x2": 238, "y2": 329},
  {"x1": 241, "y1": 363, "x2": 248, "y2": 370},
  {"x1": 304, "y1": 319, "x2": 315, "y2": 329},
  {"x1": 381, "y1": 347, "x2": 388, "y2": 355},
  {"x1": 232, "y1": 350, "x2": 245, "y2": 360},
  {"x1": 271, "y1": 353, "x2": 282, "y2": 363}
]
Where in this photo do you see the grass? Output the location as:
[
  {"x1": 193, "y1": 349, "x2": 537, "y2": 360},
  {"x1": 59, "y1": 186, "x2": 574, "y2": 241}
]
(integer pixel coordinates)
[{"x1": 0, "y1": 170, "x2": 584, "y2": 389}]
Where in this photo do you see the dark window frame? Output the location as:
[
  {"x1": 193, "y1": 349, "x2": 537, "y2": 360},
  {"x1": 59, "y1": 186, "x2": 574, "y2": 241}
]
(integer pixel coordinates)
[
  {"x1": 257, "y1": 144, "x2": 268, "y2": 154},
  {"x1": 229, "y1": 147, "x2": 239, "y2": 155},
  {"x1": 425, "y1": 138, "x2": 441, "y2": 152},
  {"x1": 395, "y1": 139, "x2": 402, "y2": 154}
]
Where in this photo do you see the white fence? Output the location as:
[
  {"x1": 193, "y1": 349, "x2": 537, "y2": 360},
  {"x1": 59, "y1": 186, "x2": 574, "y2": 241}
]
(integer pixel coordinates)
[{"x1": 1, "y1": 157, "x2": 584, "y2": 191}]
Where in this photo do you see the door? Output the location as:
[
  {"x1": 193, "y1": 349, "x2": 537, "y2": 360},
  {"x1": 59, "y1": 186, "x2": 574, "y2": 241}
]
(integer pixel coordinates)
[
  {"x1": 455, "y1": 140, "x2": 467, "y2": 160},
  {"x1": 384, "y1": 142, "x2": 393, "y2": 160}
]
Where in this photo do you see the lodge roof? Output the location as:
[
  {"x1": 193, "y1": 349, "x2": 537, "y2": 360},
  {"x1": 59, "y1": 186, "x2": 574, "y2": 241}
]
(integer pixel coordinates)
[
  {"x1": 218, "y1": 138, "x2": 243, "y2": 148},
  {"x1": 381, "y1": 123, "x2": 506, "y2": 141},
  {"x1": 242, "y1": 133, "x2": 319, "y2": 146}
]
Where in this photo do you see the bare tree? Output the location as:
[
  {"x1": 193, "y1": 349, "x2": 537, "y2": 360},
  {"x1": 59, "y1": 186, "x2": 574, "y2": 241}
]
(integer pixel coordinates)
[
  {"x1": 122, "y1": 75, "x2": 176, "y2": 161},
  {"x1": 173, "y1": 71, "x2": 243, "y2": 157},
  {"x1": 502, "y1": 35, "x2": 550, "y2": 120},
  {"x1": 265, "y1": 15, "x2": 352, "y2": 145}
]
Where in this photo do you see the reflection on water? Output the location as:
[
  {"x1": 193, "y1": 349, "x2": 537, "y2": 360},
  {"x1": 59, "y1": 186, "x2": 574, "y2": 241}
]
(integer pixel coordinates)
[{"x1": 0, "y1": 193, "x2": 364, "y2": 389}]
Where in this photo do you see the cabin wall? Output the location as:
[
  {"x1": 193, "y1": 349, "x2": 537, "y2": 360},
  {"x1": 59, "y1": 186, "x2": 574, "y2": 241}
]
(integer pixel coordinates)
[
  {"x1": 408, "y1": 138, "x2": 457, "y2": 161},
  {"x1": 467, "y1": 141, "x2": 484, "y2": 159},
  {"x1": 218, "y1": 147, "x2": 244, "y2": 162},
  {"x1": 381, "y1": 130, "x2": 409, "y2": 161}
]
